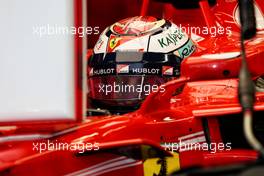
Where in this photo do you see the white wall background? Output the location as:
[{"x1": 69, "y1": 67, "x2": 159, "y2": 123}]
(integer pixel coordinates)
[{"x1": 0, "y1": 0, "x2": 75, "y2": 121}]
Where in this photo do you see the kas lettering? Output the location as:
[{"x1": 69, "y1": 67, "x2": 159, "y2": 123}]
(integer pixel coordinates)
[{"x1": 158, "y1": 30, "x2": 184, "y2": 48}]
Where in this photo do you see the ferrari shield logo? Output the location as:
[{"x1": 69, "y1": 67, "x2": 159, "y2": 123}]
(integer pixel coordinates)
[{"x1": 109, "y1": 37, "x2": 121, "y2": 49}]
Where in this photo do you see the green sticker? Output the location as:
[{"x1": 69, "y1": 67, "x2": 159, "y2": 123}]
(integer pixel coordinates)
[{"x1": 178, "y1": 40, "x2": 196, "y2": 59}]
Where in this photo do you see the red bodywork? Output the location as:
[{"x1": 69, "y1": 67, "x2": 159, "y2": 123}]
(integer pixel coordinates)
[{"x1": 1, "y1": 0, "x2": 264, "y2": 175}]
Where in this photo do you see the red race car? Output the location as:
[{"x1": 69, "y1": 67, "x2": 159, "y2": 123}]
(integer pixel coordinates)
[{"x1": 1, "y1": 0, "x2": 264, "y2": 176}]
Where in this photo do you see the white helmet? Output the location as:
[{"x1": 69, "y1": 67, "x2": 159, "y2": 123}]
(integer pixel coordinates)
[{"x1": 88, "y1": 16, "x2": 196, "y2": 113}]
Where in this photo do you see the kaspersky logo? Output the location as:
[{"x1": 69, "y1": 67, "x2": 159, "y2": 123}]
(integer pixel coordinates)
[
  {"x1": 158, "y1": 30, "x2": 184, "y2": 48},
  {"x1": 162, "y1": 66, "x2": 173, "y2": 76},
  {"x1": 116, "y1": 64, "x2": 129, "y2": 74}
]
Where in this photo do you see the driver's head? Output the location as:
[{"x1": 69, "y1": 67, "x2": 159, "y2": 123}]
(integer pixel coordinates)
[{"x1": 87, "y1": 16, "x2": 196, "y2": 113}]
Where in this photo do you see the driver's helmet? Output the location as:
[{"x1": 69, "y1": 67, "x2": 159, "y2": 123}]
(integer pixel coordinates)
[{"x1": 87, "y1": 16, "x2": 196, "y2": 113}]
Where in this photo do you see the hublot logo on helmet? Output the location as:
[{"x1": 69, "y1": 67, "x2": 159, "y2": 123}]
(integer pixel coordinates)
[
  {"x1": 131, "y1": 68, "x2": 160, "y2": 74},
  {"x1": 93, "y1": 68, "x2": 115, "y2": 76}
]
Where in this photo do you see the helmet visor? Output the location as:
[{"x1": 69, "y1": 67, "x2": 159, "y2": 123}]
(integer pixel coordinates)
[{"x1": 88, "y1": 75, "x2": 171, "y2": 107}]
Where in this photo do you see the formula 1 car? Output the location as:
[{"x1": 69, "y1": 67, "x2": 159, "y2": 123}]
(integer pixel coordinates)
[{"x1": 1, "y1": 0, "x2": 264, "y2": 176}]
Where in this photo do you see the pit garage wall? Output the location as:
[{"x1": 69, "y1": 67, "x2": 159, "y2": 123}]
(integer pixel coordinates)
[
  {"x1": 0, "y1": 0, "x2": 84, "y2": 124},
  {"x1": 87, "y1": 0, "x2": 264, "y2": 49}
]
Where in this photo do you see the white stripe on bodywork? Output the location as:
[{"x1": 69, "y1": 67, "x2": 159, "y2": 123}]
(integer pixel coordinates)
[
  {"x1": 179, "y1": 136, "x2": 206, "y2": 146},
  {"x1": 0, "y1": 134, "x2": 51, "y2": 143},
  {"x1": 200, "y1": 52, "x2": 241, "y2": 60},
  {"x1": 179, "y1": 136, "x2": 207, "y2": 152},
  {"x1": 178, "y1": 131, "x2": 204, "y2": 141}
]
